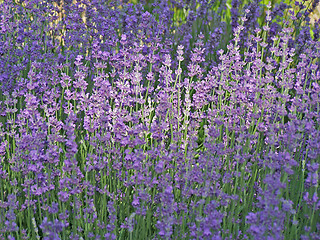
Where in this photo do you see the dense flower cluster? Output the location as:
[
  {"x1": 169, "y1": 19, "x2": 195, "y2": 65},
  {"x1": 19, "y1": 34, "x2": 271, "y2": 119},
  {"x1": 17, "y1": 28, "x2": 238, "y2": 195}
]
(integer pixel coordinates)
[{"x1": 0, "y1": 0, "x2": 320, "y2": 239}]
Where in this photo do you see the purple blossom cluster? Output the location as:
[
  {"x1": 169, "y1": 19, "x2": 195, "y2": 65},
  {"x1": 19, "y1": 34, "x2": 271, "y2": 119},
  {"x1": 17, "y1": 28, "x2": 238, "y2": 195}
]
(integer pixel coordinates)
[{"x1": 0, "y1": 0, "x2": 320, "y2": 239}]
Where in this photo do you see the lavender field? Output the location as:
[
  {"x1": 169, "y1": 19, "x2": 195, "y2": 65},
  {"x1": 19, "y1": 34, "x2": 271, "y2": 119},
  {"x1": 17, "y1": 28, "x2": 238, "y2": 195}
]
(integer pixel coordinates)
[{"x1": 0, "y1": 0, "x2": 320, "y2": 239}]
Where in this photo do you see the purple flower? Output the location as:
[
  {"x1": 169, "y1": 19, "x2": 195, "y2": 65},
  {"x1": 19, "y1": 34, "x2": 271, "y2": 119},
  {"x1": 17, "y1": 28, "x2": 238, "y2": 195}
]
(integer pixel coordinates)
[
  {"x1": 58, "y1": 191, "x2": 70, "y2": 202},
  {"x1": 48, "y1": 202, "x2": 59, "y2": 214},
  {"x1": 132, "y1": 196, "x2": 140, "y2": 208},
  {"x1": 155, "y1": 160, "x2": 164, "y2": 174}
]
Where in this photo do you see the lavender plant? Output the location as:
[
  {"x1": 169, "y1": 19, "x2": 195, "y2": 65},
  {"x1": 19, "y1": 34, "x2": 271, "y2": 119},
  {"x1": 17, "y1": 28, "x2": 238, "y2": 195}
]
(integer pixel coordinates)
[{"x1": 0, "y1": 0, "x2": 320, "y2": 239}]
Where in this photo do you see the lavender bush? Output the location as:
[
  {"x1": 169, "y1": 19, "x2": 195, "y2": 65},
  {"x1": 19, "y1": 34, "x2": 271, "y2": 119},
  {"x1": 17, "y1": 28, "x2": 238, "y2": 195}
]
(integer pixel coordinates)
[{"x1": 0, "y1": 0, "x2": 320, "y2": 239}]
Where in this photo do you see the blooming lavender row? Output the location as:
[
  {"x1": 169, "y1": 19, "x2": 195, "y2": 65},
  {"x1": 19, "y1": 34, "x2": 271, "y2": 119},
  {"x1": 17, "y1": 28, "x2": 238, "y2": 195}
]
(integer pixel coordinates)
[{"x1": 0, "y1": 0, "x2": 320, "y2": 239}]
